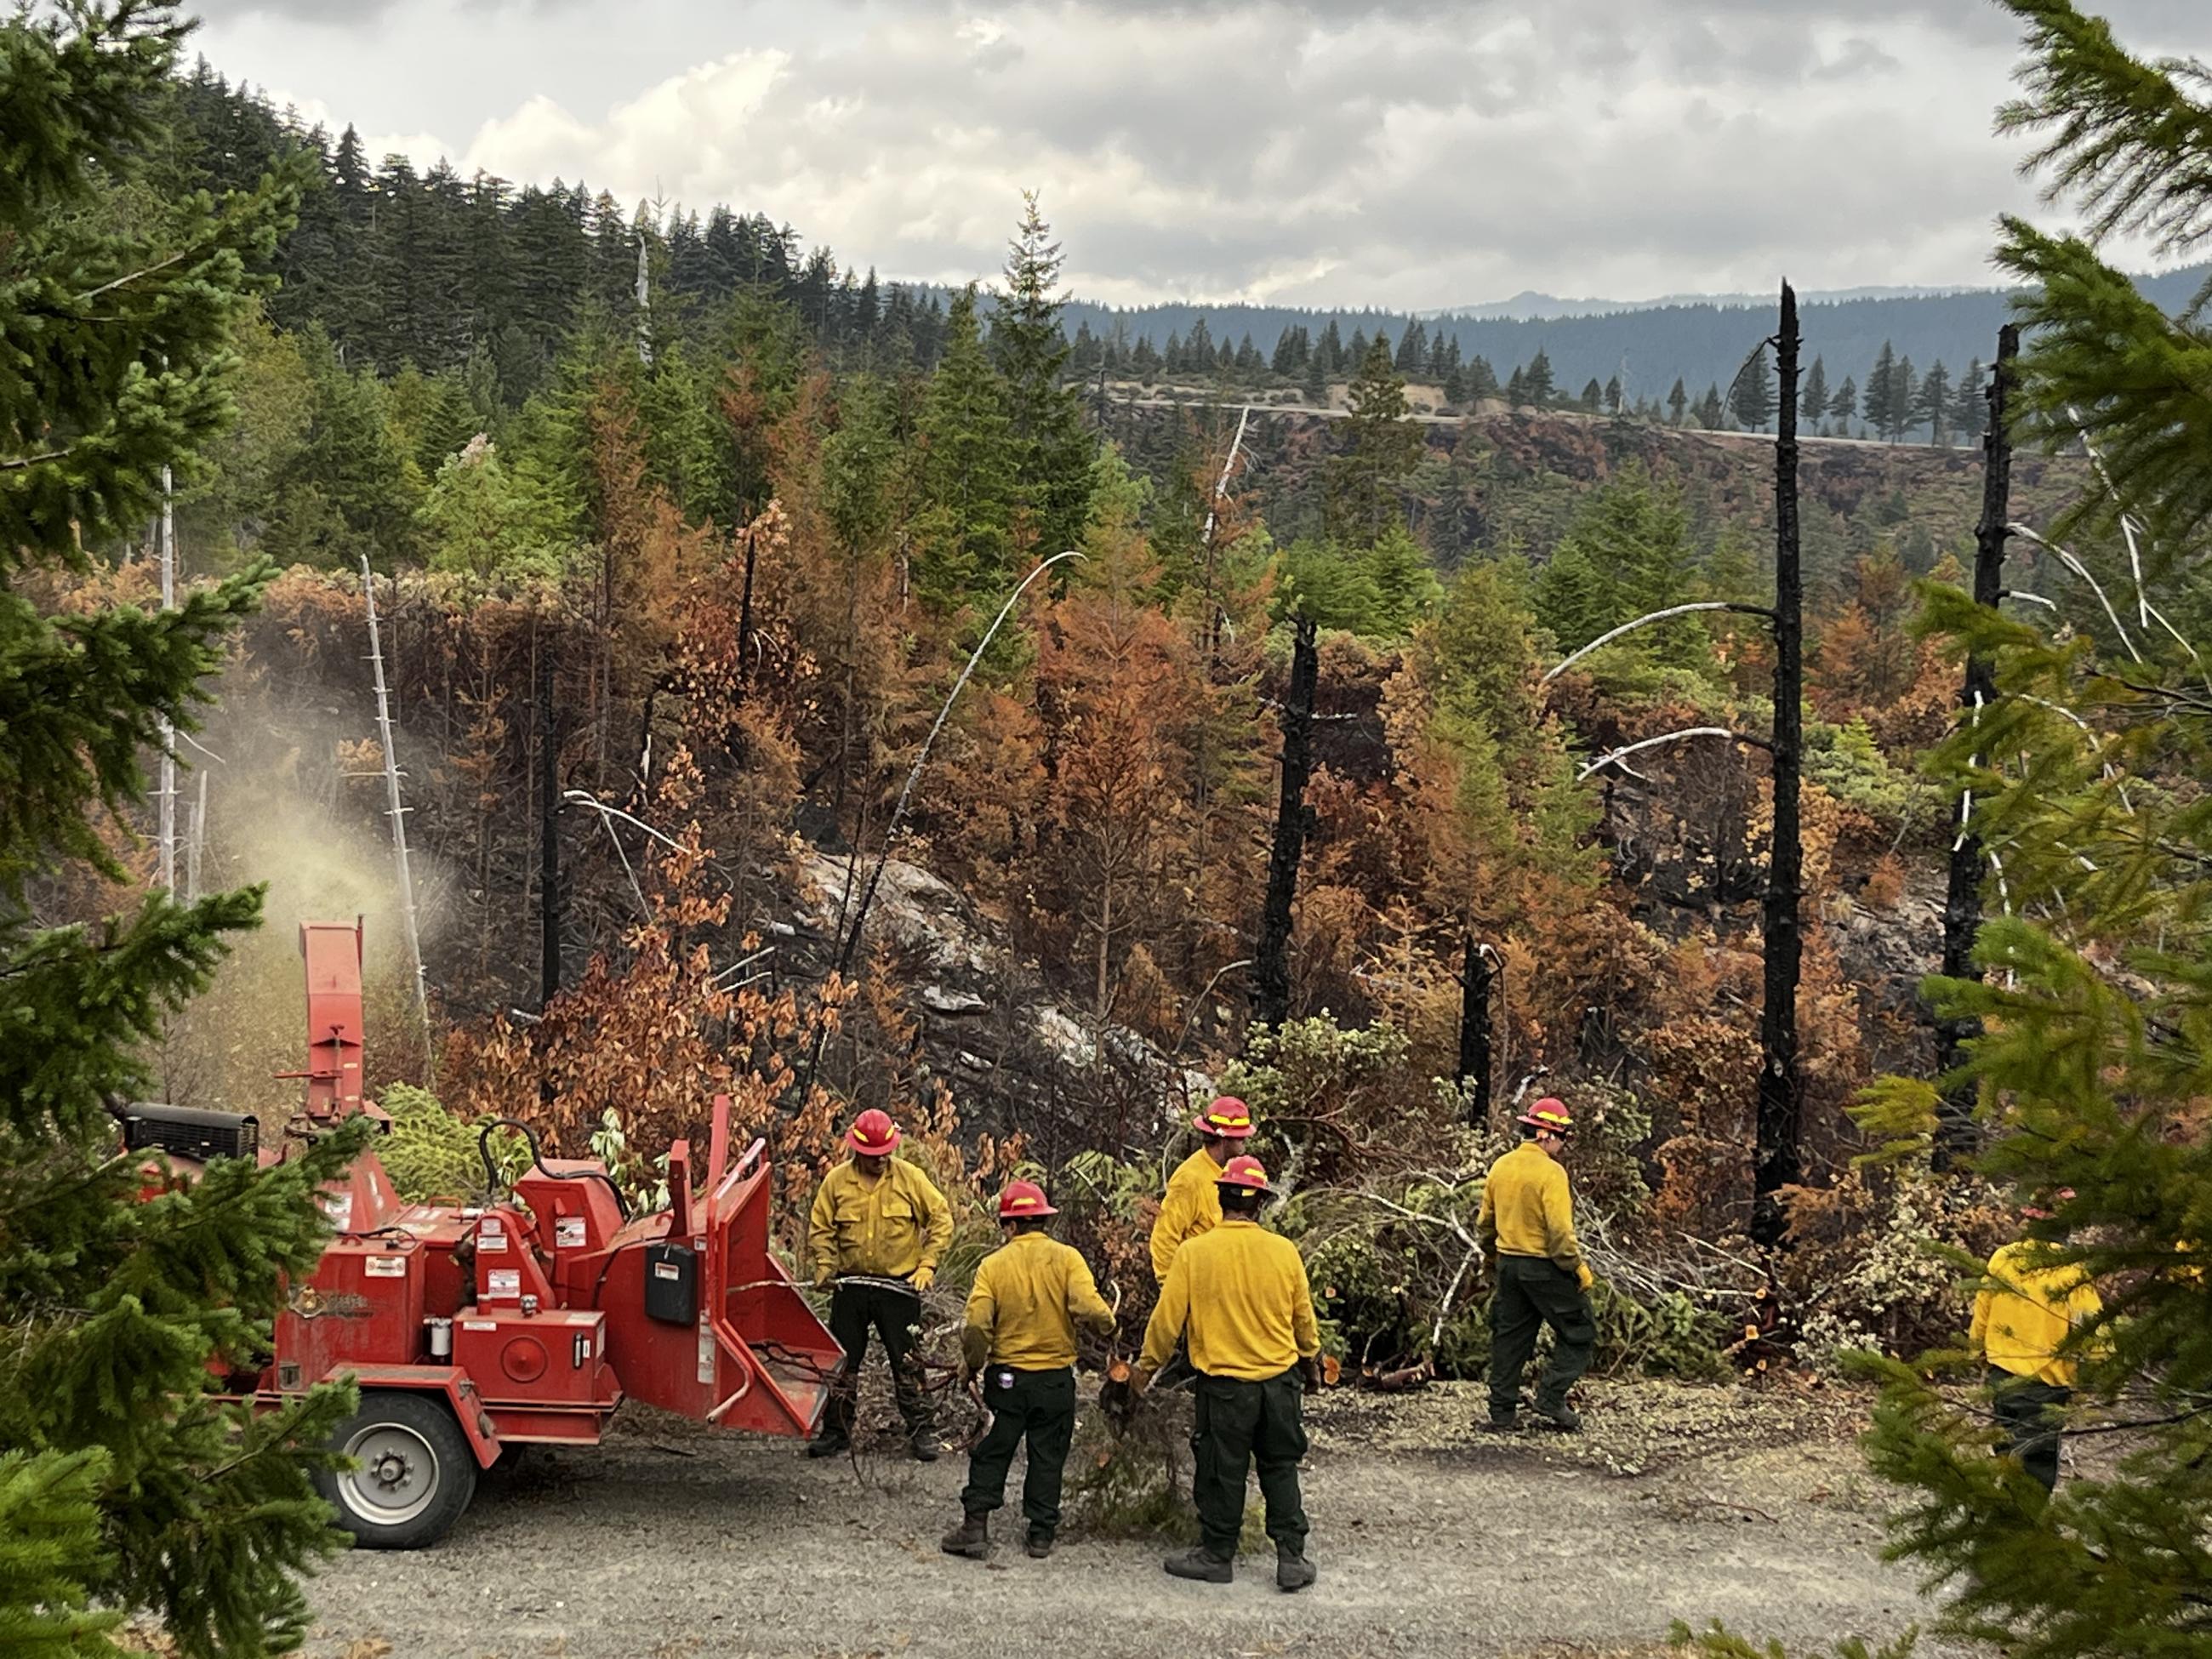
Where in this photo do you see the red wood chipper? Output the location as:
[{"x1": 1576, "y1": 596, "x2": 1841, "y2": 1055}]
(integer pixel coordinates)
[{"x1": 119, "y1": 920, "x2": 844, "y2": 1548}]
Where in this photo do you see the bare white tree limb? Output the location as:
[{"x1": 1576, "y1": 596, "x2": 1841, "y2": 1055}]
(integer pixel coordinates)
[
  {"x1": 1542, "y1": 601, "x2": 1774, "y2": 684},
  {"x1": 1576, "y1": 726, "x2": 1770, "y2": 781},
  {"x1": 2009, "y1": 522, "x2": 2144, "y2": 663}
]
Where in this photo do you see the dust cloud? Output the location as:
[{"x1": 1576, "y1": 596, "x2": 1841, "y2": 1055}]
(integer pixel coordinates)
[{"x1": 152, "y1": 665, "x2": 452, "y2": 1116}]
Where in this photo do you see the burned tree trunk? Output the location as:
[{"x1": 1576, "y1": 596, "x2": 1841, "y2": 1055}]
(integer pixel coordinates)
[
  {"x1": 1254, "y1": 618, "x2": 1319, "y2": 1029},
  {"x1": 1935, "y1": 326, "x2": 2019, "y2": 1169},
  {"x1": 1753, "y1": 283, "x2": 1804, "y2": 1248},
  {"x1": 1457, "y1": 936, "x2": 1496, "y2": 1125},
  {"x1": 539, "y1": 628, "x2": 564, "y2": 1011}
]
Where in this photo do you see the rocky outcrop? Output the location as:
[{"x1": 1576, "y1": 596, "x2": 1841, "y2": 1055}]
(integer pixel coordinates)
[{"x1": 786, "y1": 847, "x2": 1213, "y2": 1161}]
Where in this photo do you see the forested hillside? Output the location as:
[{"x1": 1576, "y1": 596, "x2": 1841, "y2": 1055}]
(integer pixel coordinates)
[
  {"x1": 91, "y1": 44, "x2": 2122, "y2": 1366},
  {"x1": 13, "y1": 2, "x2": 2212, "y2": 1654}
]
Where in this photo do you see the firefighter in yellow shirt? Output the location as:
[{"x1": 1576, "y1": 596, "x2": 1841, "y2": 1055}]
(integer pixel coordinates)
[
  {"x1": 1134, "y1": 1154, "x2": 1322, "y2": 1593},
  {"x1": 805, "y1": 1109, "x2": 953, "y2": 1462},
  {"x1": 1149, "y1": 1095, "x2": 1255, "y2": 1283},
  {"x1": 1971, "y1": 1189, "x2": 2103, "y2": 1494},
  {"x1": 1479, "y1": 1097, "x2": 1596, "y2": 1432},
  {"x1": 939, "y1": 1181, "x2": 1115, "y2": 1563}
]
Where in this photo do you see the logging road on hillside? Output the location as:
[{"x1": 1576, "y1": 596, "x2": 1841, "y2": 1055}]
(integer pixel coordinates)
[
  {"x1": 1109, "y1": 392, "x2": 1925, "y2": 450},
  {"x1": 302, "y1": 1380, "x2": 1967, "y2": 1659}
]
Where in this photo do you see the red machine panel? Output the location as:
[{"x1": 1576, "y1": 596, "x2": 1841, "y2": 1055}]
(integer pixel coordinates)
[
  {"x1": 452, "y1": 1308, "x2": 617, "y2": 1412},
  {"x1": 271, "y1": 1238, "x2": 425, "y2": 1387}
]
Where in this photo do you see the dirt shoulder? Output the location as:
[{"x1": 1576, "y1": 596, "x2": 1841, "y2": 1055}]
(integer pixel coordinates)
[{"x1": 303, "y1": 1379, "x2": 1959, "y2": 1659}]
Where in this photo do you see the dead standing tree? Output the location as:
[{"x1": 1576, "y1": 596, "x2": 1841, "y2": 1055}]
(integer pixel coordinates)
[
  {"x1": 1934, "y1": 326, "x2": 2019, "y2": 1170},
  {"x1": 1254, "y1": 617, "x2": 1319, "y2": 1029},
  {"x1": 1753, "y1": 282, "x2": 1804, "y2": 1248},
  {"x1": 1546, "y1": 283, "x2": 1804, "y2": 1246}
]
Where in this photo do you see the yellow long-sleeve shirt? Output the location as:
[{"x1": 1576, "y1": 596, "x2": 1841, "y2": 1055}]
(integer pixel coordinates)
[
  {"x1": 807, "y1": 1157, "x2": 952, "y2": 1282},
  {"x1": 1971, "y1": 1240, "x2": 2104, "y2": 1388},
  {"x1": 961, "y1": 1229, "x2": 1115, "y2": 1371},
  {"x1": 1149, "y1": 1147, "x2": 1225, "y2": 1282},
  {"x1": 1139, "y1": 1218, "x2": 1320, "y2": 1382},
  {"x1": 1477, "y1": 1140, "x2": 1588, "y2": 1284}
]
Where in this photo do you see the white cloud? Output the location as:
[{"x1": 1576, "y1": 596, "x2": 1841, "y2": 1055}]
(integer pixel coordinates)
[{"x1": 195, "y1": 0, "x2": 2212, "y2": 306}]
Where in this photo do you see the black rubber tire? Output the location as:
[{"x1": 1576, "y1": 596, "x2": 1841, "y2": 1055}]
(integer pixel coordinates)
[{"x1": 315, "y1": 1389, "x2": 477, "y2": 1550}]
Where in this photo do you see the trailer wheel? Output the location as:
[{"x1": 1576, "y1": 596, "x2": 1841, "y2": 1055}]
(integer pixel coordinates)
[{"x1": 317, "y1": 1390, "x2": 477, "y2": 1549}]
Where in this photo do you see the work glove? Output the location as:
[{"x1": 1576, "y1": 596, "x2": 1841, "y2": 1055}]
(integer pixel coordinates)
[
  {"x1": 1128, "y1": 1366, "x2": 1153, "y2": 1399},
  {"x1": 910, "y1": 1264, "x2": 935, "y2": 1294},
  {"x1": 1299, "y1": 1354, "x2": 1325, "y2": 1393},
  {"x1": 1576, "y1": 1263, "x2": 1595, "y2": 1294}
]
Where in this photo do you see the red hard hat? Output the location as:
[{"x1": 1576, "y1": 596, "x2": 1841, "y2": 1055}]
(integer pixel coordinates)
[
  {"x1": 1216, "y1": 1154, "x2": 1273, "y2": 1194},
  {"x1": 1518, "y1": 1097, "x2": 1574, "y2": 1135},
  {"x1": 997, "y1": 1179, "x2": 1058, "y2": 1219},
  {"x1": 1194, "y1": 1095, "x2": 1256, "y2": 1139},
  {"x1": 846, "y1": 1109, "x2": 902, "y2": 1154}
]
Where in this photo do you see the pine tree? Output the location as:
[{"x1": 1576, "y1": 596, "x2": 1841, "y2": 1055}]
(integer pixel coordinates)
[
  {"x1": 1524, "y1": 347, "x2": 1556, "y2": 404},
  {"x1": 1991, "y1": 3, "x2": 2212, "y2": 554},
  {"x1": 992, "y1": 192, "x2": 1094, "y2": 560},
  {"x1": 1830, "y1": 373, "x2": 1858, "y2": 427},
  {"x1": 1668, "y1": 377, "x2": 1689, "y2": 425},
  {"x1": 1865, "y1": 341, "x2": 1899, "y2": 439},
  {"x1": 0, "y1": 9, "x2": 373, "y2": 1655},
  {"x1": 1327, "y1": 335, "x2": 1426, "y2": 544},
  {"x1": 1730, "y1": 345, "x2": 1776, "y2": 430},
  {"x1": 910, "y1": 286, "x2": 1016, "y2": 609},
  {"x1": 1953, "y1": 356, "x2": 1988, "y2": 443},
  {"x1": 1317, "y1": 317, "x2": 1344, "y2": 376},
  {"x1": 1604, "y1": 373, "x2": 1623, "y2": 415},
  {"x1": 1801, "y1": 356, "x2": 1829, "y2": 427},
  {"x1": 1914, "y1": 358, "x2": 1953, "y2": 446},
  {"x1": 1892, "y1": 356, "x2": 1918, "y2": 441},
  {"x1": 1579, "y1": 377, "x2": 1603, "y2": 412},
  {"x1": 1464, "y1": 356, "x2": 1499, "y2": 401},
  {"x1": 1695, "y1": 382, "x2": 1725, "y2": 429},
  {"x1": 1394, "y1": 320, "x2": 1426, "y2": 374}
]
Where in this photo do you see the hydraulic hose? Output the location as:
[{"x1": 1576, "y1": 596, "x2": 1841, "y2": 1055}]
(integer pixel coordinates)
[{"x1": 475, "y1": 1116, "x2": 631, "y2": 1222}]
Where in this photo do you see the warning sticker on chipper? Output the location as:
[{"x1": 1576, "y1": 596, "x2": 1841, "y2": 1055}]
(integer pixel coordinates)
[
  {"x1": 487, "y1": 1268, "x2": 521, "y2": 1297},
  {"x1": 476, "y1": 1231, "x2": 506, "y2": 1253},
  {"x1": 653, "y1": 1261, "x2": 682, "y2": 1280},
  {"x1": 463, "y1": 1320, "x2": 497, "y2": 1332},
  {"x1": 556, "y1": 1217, "x2": 587, "y2": 1250},
  {"x1": 364, "y1": 1257, "x2": 408, "y2": 1277}
]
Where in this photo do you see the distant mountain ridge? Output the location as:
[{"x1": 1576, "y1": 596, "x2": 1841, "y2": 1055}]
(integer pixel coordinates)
[
  {"x1": 1418, "y1": 284, "x2": 1978, "y2": 322},
  {"x1": 1051, "y1": 265, "x2": 2209, "y2": 414}
]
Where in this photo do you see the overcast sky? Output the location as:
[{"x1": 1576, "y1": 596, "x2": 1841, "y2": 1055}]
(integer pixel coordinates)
[{"x1": 186, "y1": 0, "x2": 2212, "y2": 309}]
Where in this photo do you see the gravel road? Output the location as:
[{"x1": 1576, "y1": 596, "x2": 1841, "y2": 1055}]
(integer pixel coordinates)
[{"x1": 303, "y1": 1380, "x2": 1955, "y2": 1659}]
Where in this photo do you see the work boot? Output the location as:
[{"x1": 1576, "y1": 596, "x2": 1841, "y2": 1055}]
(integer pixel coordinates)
[
  {"x1": 804, "y1": 1433, "x2": 849, "y2": 1459},
  {"x1": 1485, "y1": 1405, "x2": 1519, "y2": 1431},
  {"x1": 1024, "y1": 1526, "x2": 1053, "y2": 1559},
  {"x1": 939, "y1": 1511, "x2": 989, "y2": 1559},
  {"x1": 1163, "y1": 1547, "x2": 1234, "y2": 1583},
  {"x1": 1275, "y1": 1546, "x2": 1317, "y2": 1592},
  {"x1": 909, "y1": 1433, "x2": 941, "y2": 1462},
  {"x1": 1535, "y1": 1400, "x2": 1582, "y2": 1433}
]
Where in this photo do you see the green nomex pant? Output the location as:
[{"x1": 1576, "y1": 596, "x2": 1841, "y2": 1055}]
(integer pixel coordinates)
[
  {"x1": 1487, "y1": 1254, "x2": 1596, "y2": 1417},
  {"x1": 960, "y1": 1365, "x2": 1078, "y2": 1534},
  {"x1": 1191, "y1": 1369, "x2": 1308, "y2": 1559},
  {"x1": 822, "y1": 1280, "x2": 932, "y2": 1441},
  {"x1": 1989, "y1": 1366, "x2": 2072, "y2": 1494}
]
